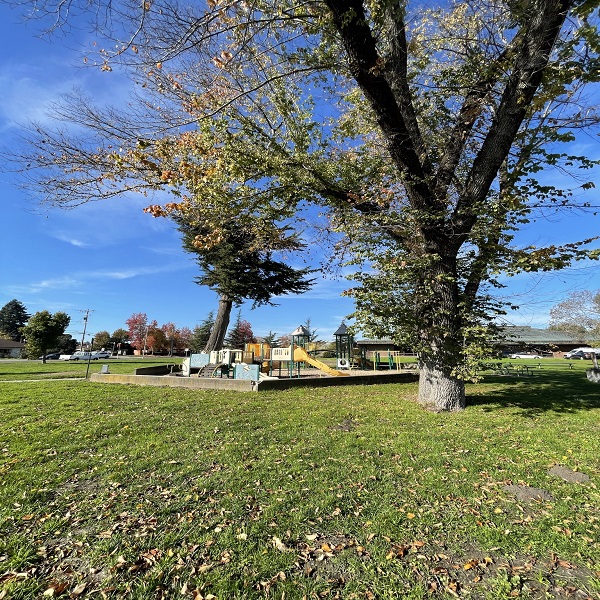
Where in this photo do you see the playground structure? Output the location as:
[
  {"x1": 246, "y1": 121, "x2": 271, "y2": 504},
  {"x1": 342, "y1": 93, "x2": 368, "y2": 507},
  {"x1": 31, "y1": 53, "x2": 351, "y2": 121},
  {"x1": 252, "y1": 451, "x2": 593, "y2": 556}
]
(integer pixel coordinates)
[
  {"x1": 181, "y1": 324, "x2": 351, "y2": 381},
  {"x1": 180, "y1": 323, "x2": 419, "y2": 381},
  {"x1": 91, "y1": 322, "x2": 421, "y2": 391}
]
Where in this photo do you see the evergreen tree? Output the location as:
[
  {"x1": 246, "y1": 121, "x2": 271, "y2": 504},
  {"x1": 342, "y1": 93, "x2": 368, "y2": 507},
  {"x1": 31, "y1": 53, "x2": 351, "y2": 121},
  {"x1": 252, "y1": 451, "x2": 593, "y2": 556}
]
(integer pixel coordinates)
[
  {"x1": 225, "y1": 311, "x2": 256, "y2": 349},
  {"x1": 190, "y1": 312, "x2": 215, "y2": 352},
  {"x1": 93, "y1": 331, "x2": 111, "y2": 350},
  {"x1": 261, "y1": 331, "x2": 280, "y2": 348},
  {"x1": 111, "y1": 328, "x2": 129, "y2": 344},
  {"x1": 0, "y1": 299, "x2": 30, "y2": 341},
  {"x1": 54, "y1": 334, "x2": 77, "y2": 355},
  {"x1": 178, "y1": 218, "x2": 313, "y2": 352},
  {"x1": 303, "y1": 318, "x2": 322, "y2": 345}
]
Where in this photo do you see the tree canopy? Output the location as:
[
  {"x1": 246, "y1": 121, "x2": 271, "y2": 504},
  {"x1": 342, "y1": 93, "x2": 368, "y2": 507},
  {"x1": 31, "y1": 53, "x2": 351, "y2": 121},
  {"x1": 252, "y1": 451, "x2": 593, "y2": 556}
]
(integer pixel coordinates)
[
  {"x1": 20, "y1": 310, "x2": 71, "y2": 361},
  {"x1": 549, "y1": 289, "x2": 600, "y2": 340},
  {"x1": 0, "y1": 299, "x2": 30, "y2": 341},
  {"x1": 225, "y1": 311, "x2": 256, "y2": 349},
  {"x1": 4, "y1": 0, "x2": 600, "y2": 410}
]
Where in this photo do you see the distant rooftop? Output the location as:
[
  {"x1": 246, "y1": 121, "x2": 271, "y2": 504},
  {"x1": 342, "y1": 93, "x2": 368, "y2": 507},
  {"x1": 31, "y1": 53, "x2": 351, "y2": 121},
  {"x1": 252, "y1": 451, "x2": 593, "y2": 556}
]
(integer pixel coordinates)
[
  {"x1": 498, "y1": 326, "x2": 584, "y2": 345},
  {"x1": 0, "y1": 338, "x2": 25, "y2": 349},
  {"x1": 356, "y1": 327, "x2": 587, "y2": 348}
]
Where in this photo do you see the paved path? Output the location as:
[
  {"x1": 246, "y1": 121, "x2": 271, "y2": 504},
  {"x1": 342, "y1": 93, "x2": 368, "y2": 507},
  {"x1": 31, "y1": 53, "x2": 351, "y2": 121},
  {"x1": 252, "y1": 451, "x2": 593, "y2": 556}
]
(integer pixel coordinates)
[{"x1": 0, "y1": 377, "x2": 86, "y2": 383}]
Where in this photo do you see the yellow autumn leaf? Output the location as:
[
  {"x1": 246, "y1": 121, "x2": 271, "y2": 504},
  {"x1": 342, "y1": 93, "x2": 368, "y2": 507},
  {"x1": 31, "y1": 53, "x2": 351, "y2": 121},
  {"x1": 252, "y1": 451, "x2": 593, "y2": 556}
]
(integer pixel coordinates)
[{"x1": 463, "y1": 559, "x2": 478, "y2": 570}]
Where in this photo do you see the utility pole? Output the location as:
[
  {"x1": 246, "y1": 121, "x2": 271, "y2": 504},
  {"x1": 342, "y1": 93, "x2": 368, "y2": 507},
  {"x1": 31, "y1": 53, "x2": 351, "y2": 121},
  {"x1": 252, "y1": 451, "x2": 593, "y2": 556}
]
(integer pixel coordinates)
[{"x1": 78, "y1": 309, "x2": 94, "y2": 350}]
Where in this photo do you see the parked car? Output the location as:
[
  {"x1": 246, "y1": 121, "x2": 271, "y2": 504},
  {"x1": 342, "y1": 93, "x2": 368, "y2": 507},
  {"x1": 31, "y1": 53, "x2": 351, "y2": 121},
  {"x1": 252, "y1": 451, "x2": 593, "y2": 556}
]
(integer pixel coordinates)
[
  {"x1": 564, "y1": 348, "x2": 600, "y2": 359},
  {"x1": 65, "y1": 351, "x2": 94, "y2": 361},
  {"x1": 564, "y1": 350, "x2": 591, "y2": 360},
  {"x1": 91, "y1": 351, "x2": 112, "y2": 359},
  {"x1": 38, "y1": 353, "x2": 61, "y2": 360},
  {"x1": 509, "y1": 353, "x2": 542, "y2": 359}
]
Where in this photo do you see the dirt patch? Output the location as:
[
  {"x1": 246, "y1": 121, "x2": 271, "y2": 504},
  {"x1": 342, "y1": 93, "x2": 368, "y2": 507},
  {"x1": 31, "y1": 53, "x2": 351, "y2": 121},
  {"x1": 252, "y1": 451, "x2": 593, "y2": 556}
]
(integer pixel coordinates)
[
  {"x1": 503, "y1": 484, "x2": 555, "y2": 502},
  {"x1": 288, "y1": 534, "x2": 598, "y2": 598},
  {"x1": 330, "y1": 419, "x2": 359, "y2": 432},
  {"x1": 549, "y1": 466, "x2": 591, "y2": 484}
]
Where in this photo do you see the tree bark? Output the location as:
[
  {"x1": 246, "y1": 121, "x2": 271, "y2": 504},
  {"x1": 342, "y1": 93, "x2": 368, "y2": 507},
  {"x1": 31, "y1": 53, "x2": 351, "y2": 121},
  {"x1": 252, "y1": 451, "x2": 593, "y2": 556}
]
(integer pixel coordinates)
[
  {"x1": 415, "y1": 253, "x2": 466, "y2": 411},
  {"x1": 203, "y1": 296, "x2": 232, "y2": 352},
  {"x1": 418, "y1": 360, "x2": 465, "y2": 412}
]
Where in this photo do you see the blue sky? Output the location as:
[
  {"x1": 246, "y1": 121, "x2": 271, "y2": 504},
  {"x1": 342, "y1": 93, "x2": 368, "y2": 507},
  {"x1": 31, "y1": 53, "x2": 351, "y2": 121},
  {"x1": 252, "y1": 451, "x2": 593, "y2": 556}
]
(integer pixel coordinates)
[{"x1": 1, "y1": 3, "x2": 599, "y2": 345}]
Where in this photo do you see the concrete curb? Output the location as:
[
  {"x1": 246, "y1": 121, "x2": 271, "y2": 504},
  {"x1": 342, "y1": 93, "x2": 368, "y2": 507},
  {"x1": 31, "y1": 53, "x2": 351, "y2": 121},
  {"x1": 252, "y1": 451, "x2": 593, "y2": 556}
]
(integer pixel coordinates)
[{"x1": 89, "y1": 370, "x2": 419, "y2": 392}]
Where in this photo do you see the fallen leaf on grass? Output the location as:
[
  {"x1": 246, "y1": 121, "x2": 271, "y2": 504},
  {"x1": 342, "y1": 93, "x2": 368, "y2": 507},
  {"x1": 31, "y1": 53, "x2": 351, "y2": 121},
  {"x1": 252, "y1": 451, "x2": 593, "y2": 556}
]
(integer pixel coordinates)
[
  {"x1": 70, "y1": 582, "x2": 86, "y2": 597},
  {"x1": 43, "y1": 582, "x2": 69, "y2": 596},
  {"x1": 463, "y1": 559, "x2": 479, "y2": 570},
  {"x1": 198, "y1": 563, "x2": 214, "y2": 574},
  {"x1": 272, "y1": 536, "x2": 287, "y2": 551},
  {"x1": 446, "y1": 580, "x2": 460, "y2": 598}
]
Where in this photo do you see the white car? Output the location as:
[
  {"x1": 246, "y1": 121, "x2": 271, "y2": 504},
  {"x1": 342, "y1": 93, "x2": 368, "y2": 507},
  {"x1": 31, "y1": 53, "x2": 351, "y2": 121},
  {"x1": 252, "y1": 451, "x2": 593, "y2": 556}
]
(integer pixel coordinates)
[
  {"x1": 66, "y1": 351, "x2": 94, "y2": 360},
  {"x1": 91, "y1": 351, "x2": 112, "y2": 359},
  {"x1": 509, "y1": 353, "x2": 542, "y2": 359}
]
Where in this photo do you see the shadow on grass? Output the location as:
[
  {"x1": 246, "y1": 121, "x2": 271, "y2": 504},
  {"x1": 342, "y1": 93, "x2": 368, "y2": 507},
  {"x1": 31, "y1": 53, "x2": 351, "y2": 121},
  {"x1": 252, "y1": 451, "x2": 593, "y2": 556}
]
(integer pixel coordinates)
[{"x1": 468, "y1": 368, "x2": 600, "y2": 415}]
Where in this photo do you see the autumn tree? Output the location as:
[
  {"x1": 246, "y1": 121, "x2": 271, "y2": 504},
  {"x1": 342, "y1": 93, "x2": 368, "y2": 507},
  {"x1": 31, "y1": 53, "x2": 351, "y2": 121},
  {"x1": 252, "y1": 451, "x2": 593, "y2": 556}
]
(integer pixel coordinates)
[
  {"x1": 5, "y1": 0, "x2": 600, "y2": 410},
  {"x1": 549, "y1": 290, "x2": 600, "y2": 340},
  {"x1": 21, "y1": 310, "x2": 70, "y2": 362},
  {"x1": 161, "y1": 322, "x2": 176, "y2": 355},
  {"x1": 125, "y1": 313, "x2": 149, "y2": 352},
  {"x1": 0, "y1": 299, "x2": 30, "y2": 341},
  {"x1": 93, "y1": 330, "x2": 111, "y2": 350},
  {"x1": 175, "y1": 325, "x2": 193, "y2": 354},
  {"x1": 144, "y1": 320, "x2": 161, "y2": 354}
]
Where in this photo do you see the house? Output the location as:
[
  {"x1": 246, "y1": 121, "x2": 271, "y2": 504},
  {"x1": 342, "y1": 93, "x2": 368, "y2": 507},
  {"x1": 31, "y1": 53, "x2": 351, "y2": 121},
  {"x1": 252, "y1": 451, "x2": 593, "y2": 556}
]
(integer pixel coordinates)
[
  {"x1": 497, "y1": 326, "x2": 587, "y2": 356},
  {"x1": 0, "y1": 339, "x2": 25, "y2": 358},
  {"x1": 355, "y1": 339, "x2": 404, "y2": 359}
]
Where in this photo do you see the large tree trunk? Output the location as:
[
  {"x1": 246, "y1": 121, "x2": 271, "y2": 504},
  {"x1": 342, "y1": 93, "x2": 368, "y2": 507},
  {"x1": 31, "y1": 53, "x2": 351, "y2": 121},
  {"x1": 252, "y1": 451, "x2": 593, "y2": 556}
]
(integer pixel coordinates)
[
  {"x1": 203, "y1": 296, "x2": 232, "y2": 352},
  {"x1": 416, "y1": 255, "x2": 466, "y2": 411},
  {"x1": 418, "y1": 359, "x2": 465, "y2": 411}
]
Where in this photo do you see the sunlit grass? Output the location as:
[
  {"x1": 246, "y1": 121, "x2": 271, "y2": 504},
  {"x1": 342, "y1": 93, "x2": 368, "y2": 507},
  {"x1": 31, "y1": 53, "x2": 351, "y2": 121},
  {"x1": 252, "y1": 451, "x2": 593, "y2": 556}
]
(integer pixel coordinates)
[{"x1": 0, "y1": 359, "x2": 598, "y2": 598}]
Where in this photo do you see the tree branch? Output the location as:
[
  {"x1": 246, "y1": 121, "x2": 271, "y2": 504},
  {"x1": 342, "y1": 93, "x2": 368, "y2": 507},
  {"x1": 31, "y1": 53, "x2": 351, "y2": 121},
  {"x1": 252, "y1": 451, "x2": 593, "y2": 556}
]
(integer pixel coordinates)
[
  {"x1": 452, "y1": 0, "x2": 573, "y2": 237},
  {"x1": 324, "y1": 0, "x2": 434, "y2": 211}
]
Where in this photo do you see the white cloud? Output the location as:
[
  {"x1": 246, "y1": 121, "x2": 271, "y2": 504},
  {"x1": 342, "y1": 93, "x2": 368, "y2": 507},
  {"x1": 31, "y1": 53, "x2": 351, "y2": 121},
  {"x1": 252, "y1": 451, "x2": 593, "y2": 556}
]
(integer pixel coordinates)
[
  {"x1": 52, "y1": 232, "x2": 90, "y2": 247},
  {"x1": 7, "y1": 275, "x2": 80, "y2": 295},
  {"x1": 6, "y1": 262, "x2": 188, "y2": 296},
  {"x1": 87, "y1": 263, "x2": 189, "y2": 281}
]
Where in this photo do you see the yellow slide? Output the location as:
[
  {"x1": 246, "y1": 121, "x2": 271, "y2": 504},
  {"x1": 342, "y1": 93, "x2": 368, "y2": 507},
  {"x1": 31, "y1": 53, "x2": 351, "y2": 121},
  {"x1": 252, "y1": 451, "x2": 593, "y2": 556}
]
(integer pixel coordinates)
[{"x1": 293, "y1": 346, "x2": 350, "y2": 377}]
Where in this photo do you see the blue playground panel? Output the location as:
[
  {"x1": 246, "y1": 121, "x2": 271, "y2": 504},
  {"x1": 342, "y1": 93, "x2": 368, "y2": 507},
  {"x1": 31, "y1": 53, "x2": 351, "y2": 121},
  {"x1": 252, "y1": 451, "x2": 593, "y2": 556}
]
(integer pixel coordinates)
[
  {"x1": 234, "y1": 363, "x2": 260, "y2": 380},
  {"x1": 190, "y1": 353, "x2": 210, "y2": 368}
]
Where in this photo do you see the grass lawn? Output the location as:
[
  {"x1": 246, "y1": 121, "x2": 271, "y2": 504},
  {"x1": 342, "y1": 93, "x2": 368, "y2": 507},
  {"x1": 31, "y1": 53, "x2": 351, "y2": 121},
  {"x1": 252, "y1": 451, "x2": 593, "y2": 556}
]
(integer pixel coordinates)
[
  {"x1": 0, "y1": 359, "x2": 599, "y2": 599},
  {"x1": 0, "y1": 357, "x2": 181, "y2": 381}
]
